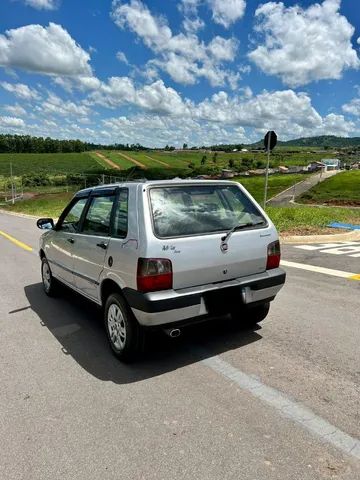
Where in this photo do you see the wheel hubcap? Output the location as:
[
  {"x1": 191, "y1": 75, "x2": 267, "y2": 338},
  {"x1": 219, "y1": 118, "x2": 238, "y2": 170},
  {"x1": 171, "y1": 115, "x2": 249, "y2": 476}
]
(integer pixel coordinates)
[
  {"x1": 107, "y1": 304, "x2": 126, "y2": 350},
  {"x1": 42, "y1": 262, "x2": 51, "y2": 291}
]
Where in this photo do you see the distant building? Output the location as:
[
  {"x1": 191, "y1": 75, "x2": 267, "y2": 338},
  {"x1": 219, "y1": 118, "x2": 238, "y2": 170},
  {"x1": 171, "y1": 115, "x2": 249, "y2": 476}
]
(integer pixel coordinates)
[
  {"x1": 307, "y1": 161, "x2": 325, "y2": 172},
  {"x1": 241, "y1": 148, "x2": 248, "y2": 152},
  {"x1": 321, "y1": 159, "x2": 340, "y2": 171}
]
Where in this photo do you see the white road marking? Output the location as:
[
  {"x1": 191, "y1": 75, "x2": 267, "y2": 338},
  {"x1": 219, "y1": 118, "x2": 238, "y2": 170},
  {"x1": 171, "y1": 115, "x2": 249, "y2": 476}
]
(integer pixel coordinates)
[
  {"x1": 202, "y1": 355, "x2": 360, "y2": 461},
  {"x1": 295, "y1": 242, "x2": 359, "y2": 251},
  {"x1": 281, "y1": 260, "x2": 358, "y2": 279},
  {"x1": 295, "y1": 242, "x2": 360, "y2": 258},
  {"x1": 320, "y1": 246, "x2": 360, "y2": 257}
]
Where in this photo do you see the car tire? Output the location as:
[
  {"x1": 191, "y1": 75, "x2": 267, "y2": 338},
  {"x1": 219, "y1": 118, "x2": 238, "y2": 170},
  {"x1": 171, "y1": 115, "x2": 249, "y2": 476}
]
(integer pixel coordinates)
[
  {"x1": 231, "y1": 302, "x2": 270, "y2": 326},
  {"x1": 104, "y1": 293, "x2": 144, "y2": 362},
  {"x1": 41, "y1": 257, "x2": 59, "y2": 297}
]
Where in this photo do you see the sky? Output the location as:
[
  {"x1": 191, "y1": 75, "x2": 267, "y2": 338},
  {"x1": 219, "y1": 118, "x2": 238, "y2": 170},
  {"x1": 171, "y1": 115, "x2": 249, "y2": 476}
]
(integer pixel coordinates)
[{"x1": 0, "y1": 0, "x2": 359, "y2": 147}]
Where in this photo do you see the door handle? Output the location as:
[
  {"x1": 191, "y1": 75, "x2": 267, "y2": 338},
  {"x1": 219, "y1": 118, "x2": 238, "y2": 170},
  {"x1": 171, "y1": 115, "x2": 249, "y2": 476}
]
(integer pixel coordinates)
[
  {"x1": 67, "y1": 238, "x2": 75, "y2": 244},
  {"x1": 96, "y1": 242, "x2": 108, "y2": 250}
]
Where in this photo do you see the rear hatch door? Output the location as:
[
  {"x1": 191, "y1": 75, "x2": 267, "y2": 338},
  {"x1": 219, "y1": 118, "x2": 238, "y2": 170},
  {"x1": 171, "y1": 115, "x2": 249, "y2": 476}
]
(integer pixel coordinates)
[{"x1": 148, "y1": 183, "x2": 272, "y2": 290}]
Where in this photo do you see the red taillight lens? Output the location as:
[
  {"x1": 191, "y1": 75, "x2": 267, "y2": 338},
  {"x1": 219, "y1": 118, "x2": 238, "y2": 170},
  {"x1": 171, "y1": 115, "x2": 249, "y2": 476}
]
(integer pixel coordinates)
[
  {"x1": 266, "y1": 240, "x2": 281, "y2": 270},
  {"x1": 137, "y1": 258, "x2": 173, "y2": 293}
]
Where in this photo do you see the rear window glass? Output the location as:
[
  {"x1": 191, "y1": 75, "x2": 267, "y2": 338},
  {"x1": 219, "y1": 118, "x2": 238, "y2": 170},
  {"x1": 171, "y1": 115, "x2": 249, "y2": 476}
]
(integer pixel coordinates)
[{"x1": 149, "y1": 185, "x2": 266, "y2": 238}]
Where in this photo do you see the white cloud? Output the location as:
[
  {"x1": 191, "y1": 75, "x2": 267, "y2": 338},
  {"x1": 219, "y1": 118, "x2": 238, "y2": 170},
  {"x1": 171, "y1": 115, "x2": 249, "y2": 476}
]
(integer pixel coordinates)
[
  {"x1": 179, "y1": 0, "x2": 204, "y2": 33},
  {"x1": 101, "y1": 114, "x2": 248, "y2": 147},
  {"x1": 342, "y1": 98, "x2": 360, "y2": 116},
  {"x1": 249, "y1": 0, "x2": 360, "y2": 87},
  {"x1": 90, "y1": 76, "x2": 356, "y2": 142},
  {"x1": 208, "y1": 0, "x2": 246, "y2": 28},
  {"x1": 112, "y1": 0, "x2": 239, "y2": 87},
  {"x1": 116, "y1": 51, "x2": 129, "y2": 64},
  {"x1": 0, "y1": 23, "x2": 92, "y2": 76},
  {"x1": 319, "y1": 113, "x2": 355, "y2": 136},
  {"x1": 179, "y1": 0, "x2": 246, "y2": 30},
  {"x1": 112, "y1": 0, "x2": 171, "y2": 49},
  {"x1": 207, "y1": 36, "x2": 238, "y2": 61},
  {"x1": 182, "y1": 16, "x2": 205, "y2": 34},
  {"x1": 0, "y1": 81, "x2": 40, "y2": 100},
  {"x1": 22, "y1": 0, "x2": 59, "y2": 9},
  {"x1": 3, "y1": 104, "x2": 26, "y2": 116},
  {"x1": 39, "y1": 93, "x2": 91, "y2": 117},
  {"x1": 90, "y1": 77, "x2": 190, "y2": 116},
  {"x1": 0, "y1": 116, "x2": 25, "y2": 127}
]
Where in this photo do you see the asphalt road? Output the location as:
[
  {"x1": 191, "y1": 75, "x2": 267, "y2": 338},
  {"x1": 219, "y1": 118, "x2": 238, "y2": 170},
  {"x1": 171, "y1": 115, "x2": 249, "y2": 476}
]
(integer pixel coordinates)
[{"x1": 0, "y1": 211, "x2": 359, "y2": 480}]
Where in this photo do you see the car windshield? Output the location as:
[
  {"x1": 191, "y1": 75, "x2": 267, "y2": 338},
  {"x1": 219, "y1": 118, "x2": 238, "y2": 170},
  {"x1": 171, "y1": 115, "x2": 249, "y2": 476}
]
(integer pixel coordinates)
[{"x1": 149, "y1": 185, "x2": 266, "y2": 238}]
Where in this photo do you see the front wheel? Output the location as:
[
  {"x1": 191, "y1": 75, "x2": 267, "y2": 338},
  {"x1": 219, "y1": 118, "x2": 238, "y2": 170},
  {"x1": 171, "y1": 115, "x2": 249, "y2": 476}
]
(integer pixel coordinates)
[
  {"x1": 41, "y1": 257, "x2": 59, "y2": 297},
  {"x1": 104, "y1": 293, "x2": 144, "y2": 362},
  {"x1": 231, "y1": 302, "x2": 270, "y2": 326}
]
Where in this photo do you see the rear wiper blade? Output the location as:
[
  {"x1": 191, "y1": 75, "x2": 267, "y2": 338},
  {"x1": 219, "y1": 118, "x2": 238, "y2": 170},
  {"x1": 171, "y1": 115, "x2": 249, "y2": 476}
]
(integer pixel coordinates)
[{"x1": 221, "y1": 220, "x2": 264, "y2": 244}]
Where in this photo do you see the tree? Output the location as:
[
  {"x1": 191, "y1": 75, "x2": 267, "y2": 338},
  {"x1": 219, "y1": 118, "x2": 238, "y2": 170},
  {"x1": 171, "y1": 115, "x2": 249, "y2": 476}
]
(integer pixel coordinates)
[
  {"x1": 212, "y1": 152, "x2": 218, "y2": 164},
  {"x1": 183, "y1": 143, "x2": 188, "y2": 150},
  {"x1": 201, "y1": 155, "x2": 207, "y2": 165},
  {"x1": 228, "y1": 158, "x2": 234, "y2": 169}
]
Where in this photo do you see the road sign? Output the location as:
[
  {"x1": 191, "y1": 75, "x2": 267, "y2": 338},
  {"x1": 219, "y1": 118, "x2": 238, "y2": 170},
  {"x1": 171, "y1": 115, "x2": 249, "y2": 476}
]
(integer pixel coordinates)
[
  {"x1": 264, "y1": 131, "x2": 277, "y2": 151},
  {"x1": 263, "y1": 130, "x2": 277, "y2": 209}
]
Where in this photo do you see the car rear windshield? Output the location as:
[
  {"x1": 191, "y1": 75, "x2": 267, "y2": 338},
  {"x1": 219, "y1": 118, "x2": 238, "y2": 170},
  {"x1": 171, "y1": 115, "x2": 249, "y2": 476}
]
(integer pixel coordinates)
[{"x1": 149, "y1": 185, "x2": 266, "y2": 238}]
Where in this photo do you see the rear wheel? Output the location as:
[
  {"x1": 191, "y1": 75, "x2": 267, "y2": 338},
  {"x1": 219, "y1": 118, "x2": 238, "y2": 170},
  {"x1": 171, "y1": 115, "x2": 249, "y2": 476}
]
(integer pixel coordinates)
[
  {"x1": 231, "y1": 302, "x2": 270, "y2": 326},
  {"x1": 41, "y1": 257, "x2": 59, "y2": 297},
  {"x1": 104, "y1": 293, "x2": 144, "y2": 362}
]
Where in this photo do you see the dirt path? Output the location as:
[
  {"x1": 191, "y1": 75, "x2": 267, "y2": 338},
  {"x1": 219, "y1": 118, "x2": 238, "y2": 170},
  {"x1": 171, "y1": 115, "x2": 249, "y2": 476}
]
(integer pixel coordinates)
[
  {"x1": 143, "y1": 154, "x2": 170, "y2": 168},
  {"x1": 94, "y1": 152, "x2": 121, "y2": 170},
  {"x1": 116, "y1": 152, "x2": 147, "y2": 169}
]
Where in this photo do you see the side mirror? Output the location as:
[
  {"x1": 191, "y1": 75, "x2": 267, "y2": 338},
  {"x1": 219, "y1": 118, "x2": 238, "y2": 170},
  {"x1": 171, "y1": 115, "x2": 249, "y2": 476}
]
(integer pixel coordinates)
[{"x1": 37, "y1": 218, "x2": 54, "y2": 230}]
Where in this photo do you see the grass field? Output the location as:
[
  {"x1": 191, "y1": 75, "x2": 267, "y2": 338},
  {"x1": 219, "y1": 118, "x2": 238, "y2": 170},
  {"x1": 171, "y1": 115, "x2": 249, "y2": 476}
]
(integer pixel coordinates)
[
  {"x1": 95, "y1": 149, "x2": 328, "y2": 171},
  {"x1": 299, "y1": 171, "x2": 360, "y2": 206},
  {"x1": 0, "y1": 153, "x2": 101, "y2": 175},
  {"x1": 267, "y1": 205, "x2": 360, "y2": 234},
  {"x1": 3, "y1": 192, "x2": 74, "y2": 217},
  {"x1": 237, "y1": 173, "x2": 305, "y2": 204},
  {"x1": 0, "y1": 149, "x2": 338, "y2": 178}
]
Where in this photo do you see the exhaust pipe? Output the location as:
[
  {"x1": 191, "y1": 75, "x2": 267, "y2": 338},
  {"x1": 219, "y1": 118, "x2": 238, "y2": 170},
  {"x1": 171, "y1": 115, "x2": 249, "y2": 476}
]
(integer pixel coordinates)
[{"x1": 164, "y1": 328, "x2": 181, "y2": 338}]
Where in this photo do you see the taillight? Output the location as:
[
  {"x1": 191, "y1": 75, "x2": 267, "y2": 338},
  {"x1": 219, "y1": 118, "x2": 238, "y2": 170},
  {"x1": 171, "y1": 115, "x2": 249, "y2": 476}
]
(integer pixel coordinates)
[
  {"x1": 266, "y1": 240, "x2": 281, "y2": 270},
  {"x1": 137, "y1": 258, "x2": 173, "y2": 293}
]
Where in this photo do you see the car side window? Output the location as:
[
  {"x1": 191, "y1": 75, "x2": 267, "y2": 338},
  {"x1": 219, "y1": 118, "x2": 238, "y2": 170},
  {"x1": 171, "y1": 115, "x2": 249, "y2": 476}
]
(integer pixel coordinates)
[
  {"x1": 82, "y1": 195, "x2": 115, "y2": 236},
  {"x1": 113, "y1": 189, "x2": 128, "y2": 238},
  {"x1": 58, "y1": 198, "x2": 88, "y2": 233}
]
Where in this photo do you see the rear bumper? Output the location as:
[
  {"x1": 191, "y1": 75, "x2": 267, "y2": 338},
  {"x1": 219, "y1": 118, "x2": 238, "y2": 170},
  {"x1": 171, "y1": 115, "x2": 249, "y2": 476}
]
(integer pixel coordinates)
[{"x1": 124, "y1": 268, "x2": 286, "y2": 327}]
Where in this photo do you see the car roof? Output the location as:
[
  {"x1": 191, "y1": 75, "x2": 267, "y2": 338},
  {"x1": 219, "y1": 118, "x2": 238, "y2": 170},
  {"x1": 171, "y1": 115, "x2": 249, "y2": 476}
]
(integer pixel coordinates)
[{"x1": 75, "y1": 179, "x2": 238, "y2": 197}]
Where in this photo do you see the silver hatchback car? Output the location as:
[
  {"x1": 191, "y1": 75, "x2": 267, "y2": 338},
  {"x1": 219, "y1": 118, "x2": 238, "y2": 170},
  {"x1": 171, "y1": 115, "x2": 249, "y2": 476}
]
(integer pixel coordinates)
[{"x1": 37, "y1": 180, "x2": 286, "y2": 361}]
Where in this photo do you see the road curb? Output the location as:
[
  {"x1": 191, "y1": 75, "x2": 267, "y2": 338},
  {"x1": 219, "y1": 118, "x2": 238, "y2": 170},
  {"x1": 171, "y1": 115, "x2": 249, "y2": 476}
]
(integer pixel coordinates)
[
  {"x1": 0, "y1": 208, "x2": 39, "y2": 219},
  {"x1": 281, "y1": 230, "x2": 360, "y2": 244}
]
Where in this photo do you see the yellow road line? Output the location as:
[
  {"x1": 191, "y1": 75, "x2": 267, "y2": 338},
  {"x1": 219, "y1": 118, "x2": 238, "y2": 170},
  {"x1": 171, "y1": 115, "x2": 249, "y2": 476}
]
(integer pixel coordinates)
[
  {"x1": 0, "y1": 230, "x2": 33, "y2": 252},
  {"x1": 281, "y1": 260, "x2": 360, "y2": 281},
  {"x1": 349, "y1": 274, "x2": 360, "y2": 281}
]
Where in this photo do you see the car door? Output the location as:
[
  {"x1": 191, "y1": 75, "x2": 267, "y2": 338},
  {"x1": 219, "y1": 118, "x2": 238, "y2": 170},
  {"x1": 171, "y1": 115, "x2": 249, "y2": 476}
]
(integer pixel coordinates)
[
  {"x1": 46, "y1": 196, "x2": 88, "y2": 287},
  {"x1": 72, "y1": 190, "x2": 116, "y2": 300}
]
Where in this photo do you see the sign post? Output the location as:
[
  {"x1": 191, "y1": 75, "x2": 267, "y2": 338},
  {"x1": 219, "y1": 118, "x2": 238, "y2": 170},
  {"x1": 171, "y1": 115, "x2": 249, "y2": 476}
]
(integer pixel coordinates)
[{"x1": 263, "y1": 130, "x2": 277, "y2": 209}]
